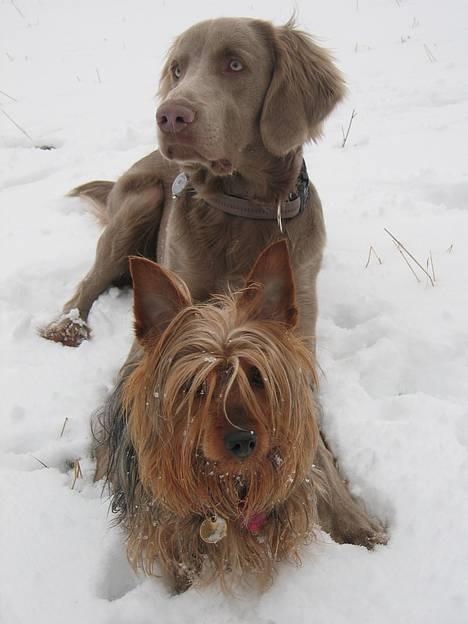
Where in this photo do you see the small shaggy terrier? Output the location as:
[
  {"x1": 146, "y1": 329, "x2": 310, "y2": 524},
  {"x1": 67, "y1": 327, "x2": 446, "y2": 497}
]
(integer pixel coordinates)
[{"x1": 94, "y1": 241, "x2": 384, "y2": 593}]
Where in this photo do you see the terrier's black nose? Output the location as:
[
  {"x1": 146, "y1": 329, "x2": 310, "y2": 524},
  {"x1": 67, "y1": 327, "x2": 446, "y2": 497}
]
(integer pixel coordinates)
[{"x1": 224, "y1": 431, "x2": 257, "y2": 459}]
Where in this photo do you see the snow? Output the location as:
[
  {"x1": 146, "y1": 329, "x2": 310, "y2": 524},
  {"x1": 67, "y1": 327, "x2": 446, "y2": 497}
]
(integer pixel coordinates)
[{"x1": 1, "y1": 0, "x2": 468, "y2": 622}]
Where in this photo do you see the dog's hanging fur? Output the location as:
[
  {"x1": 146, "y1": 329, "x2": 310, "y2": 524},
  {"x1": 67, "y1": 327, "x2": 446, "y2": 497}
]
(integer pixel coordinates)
[{"x1": 94, "y1": 242, "x2": 331, "y2": 591}]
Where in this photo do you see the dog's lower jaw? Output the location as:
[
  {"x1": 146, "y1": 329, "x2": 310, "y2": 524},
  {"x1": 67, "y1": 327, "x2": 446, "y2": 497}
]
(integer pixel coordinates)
[
  {"x1": 162, "y1": 140, "x2": 304, "y2": 206},
  {"x1": 123, "y1": 474, "x2": 321, "y2": 594},
  {"x1": 159, "y1": 141, "x2": 234, "y2": 177}
]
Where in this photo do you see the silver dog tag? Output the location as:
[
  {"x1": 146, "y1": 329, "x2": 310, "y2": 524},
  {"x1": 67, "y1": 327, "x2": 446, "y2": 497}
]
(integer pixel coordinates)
[{"x1": 172, "y1": 172, "x2": 188, "y2": 198}]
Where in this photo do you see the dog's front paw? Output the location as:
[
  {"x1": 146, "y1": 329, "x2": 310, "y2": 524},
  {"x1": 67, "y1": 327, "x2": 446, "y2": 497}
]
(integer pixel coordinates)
[
  {"x1": 40, "y1": 309, "x2": 90, "y2": 347},
  {"x1": 331, "y1": 516, "x2": 388, "y2": 551},
  {"x1": 367, "y1": 529, "x2": 388, "y2": 549},
  {"x1": 350, "y1": 524, "x2": 388, "y2": 550}
]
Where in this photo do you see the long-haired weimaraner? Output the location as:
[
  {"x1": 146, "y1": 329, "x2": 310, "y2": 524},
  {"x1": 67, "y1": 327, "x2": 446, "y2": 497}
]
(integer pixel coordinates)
[{"x1": 42, "y1": 17, "x2": 386, "y2": 548}]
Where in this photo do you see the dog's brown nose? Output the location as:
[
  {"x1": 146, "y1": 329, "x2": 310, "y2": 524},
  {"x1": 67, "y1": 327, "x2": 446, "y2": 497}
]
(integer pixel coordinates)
[
  {"x1": 156, "y1": 103, "x2": 195, "y2": 134},
  {"x1": 224, "y1": 431, "x2": 257, "y2": 459}
]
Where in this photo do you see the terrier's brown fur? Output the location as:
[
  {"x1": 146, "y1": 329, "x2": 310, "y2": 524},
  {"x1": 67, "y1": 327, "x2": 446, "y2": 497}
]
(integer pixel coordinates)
[{"x1": 94, "y1": 242, "x2": 386, "y2": 593}]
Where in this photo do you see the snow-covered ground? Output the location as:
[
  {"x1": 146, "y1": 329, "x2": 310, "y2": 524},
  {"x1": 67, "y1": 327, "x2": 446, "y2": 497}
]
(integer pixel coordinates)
[{"x1": 1, "y1": 0, "x2": 468, "y2": 622}]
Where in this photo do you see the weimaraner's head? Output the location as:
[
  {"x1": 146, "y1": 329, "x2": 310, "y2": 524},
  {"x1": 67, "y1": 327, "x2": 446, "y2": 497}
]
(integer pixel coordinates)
[{"x1": 157, "y1": 17, "x2": 345, "y2": 176}]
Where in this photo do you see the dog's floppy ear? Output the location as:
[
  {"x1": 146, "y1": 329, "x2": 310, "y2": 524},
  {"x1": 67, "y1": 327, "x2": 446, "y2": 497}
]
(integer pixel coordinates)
[
  {"x1": 259, "y1": 20, "x2": 346, "y2": 156},
  {"x1": 238, "y1": 240, "x2": 298, "y2": 328},
  {"x1": 129, "y1": 256, "x2": 191, "y2": 346}
]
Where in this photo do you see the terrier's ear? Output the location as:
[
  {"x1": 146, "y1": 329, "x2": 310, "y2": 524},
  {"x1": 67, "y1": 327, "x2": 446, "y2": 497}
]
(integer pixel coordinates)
[
  {"x1": 129, "y1": 256, "x2": 192, "y2": 346},
  {"x1": 258, "y1": 19, "x2": 346, "y2": 156},
  {"x1": 238, "y1": 240, "x2": 298, "y2": 328}
]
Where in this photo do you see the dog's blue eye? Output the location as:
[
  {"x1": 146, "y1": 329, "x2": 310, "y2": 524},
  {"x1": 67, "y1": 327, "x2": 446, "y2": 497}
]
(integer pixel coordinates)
[
  {"x1": 172, "y1": 64, "x2": 182, "y2": 79},
  {"x1": 250, "y1": 367, "x2": 264, "y2": 389}
]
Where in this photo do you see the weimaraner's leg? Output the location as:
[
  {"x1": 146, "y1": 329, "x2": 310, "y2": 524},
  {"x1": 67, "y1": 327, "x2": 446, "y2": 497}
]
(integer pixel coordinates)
[
  {"x1": 316, "y1": 435, "x2": 387, "y2": 548},
  {"x1": 41, "y1": 180, "x2": 164, "y2": 346}
]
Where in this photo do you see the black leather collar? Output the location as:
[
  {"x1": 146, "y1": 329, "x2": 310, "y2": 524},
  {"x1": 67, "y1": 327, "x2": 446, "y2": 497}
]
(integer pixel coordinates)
[{"x1": 172, "y1": 160, "x2": 309, "y2": 222}]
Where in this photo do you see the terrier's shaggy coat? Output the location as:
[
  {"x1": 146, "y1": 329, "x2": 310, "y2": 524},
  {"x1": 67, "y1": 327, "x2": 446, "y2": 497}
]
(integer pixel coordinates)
[{"x1": 95, "y1": 242, "x2": 385, "y2": 593}]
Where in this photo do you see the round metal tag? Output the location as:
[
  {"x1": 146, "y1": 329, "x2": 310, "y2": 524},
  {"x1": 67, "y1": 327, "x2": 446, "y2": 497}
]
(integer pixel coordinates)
[
  {"x1": 199, "y1": 515, "x2": 227, "y2": 544},
  {"x1": 172, "y1": 172, "x2": 188, "y2": 198}
]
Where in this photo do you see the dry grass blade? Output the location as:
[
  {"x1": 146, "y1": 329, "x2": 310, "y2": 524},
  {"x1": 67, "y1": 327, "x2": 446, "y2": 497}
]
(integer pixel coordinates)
[
  {"x1": 0, "y1": 88, "x2": 18, "y2": 102},
  {"x1": 59, "y1": 417, "x2": 69, "y2": 439},
  {"x1": 1, "y1": 108, "x2": 35, "y2": 145},
  {"x1": 447, "y1": 244, "x2": 454, "y2": 254},
  {"x1": 429, "y1": 251, "x2": 436, "y2": 284},
  {"x1": 365, "y1": 246, "x2": 372, "y2": 269},
  {"x1": 10, "y1": 0, "x2": 25, "y2": 18},
  {"x1": 341, "y1": 109, "x2": 357, "y2": 148},
  {"x1": 33, "y1": 456, "x2": 49, "y2": 469},
  {"x1": 392, "y1": 240, "x2": 420, "y2": 283},
  {"x1": 365, "y1": 245, "x2": 383, "y2": 268},
  {"x1": 71, "y1": 460, "x2": 83, "y2": 489},
  {"x1": 385, "y1": 228, "x2": 435, "y2": 286},
  {"x1": 424, "y1": 43, "x2": 437, "y2": 63}
]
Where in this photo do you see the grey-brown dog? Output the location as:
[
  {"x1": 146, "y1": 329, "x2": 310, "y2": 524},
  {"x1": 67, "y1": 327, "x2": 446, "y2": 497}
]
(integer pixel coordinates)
[{"x1": 42, "y1": 17, "x2": 386, "y2": 547}]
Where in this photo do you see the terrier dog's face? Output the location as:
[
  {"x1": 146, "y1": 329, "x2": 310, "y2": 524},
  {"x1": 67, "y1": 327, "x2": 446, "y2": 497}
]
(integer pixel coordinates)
[{"x1": 124, "y1": 241, "x2": 319, "y2": 523}]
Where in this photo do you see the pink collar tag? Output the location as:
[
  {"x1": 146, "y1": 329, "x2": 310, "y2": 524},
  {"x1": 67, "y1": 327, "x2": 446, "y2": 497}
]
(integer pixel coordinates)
[{"x1": 244, "y1": 512, "x2": 267, "y2": 534}]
